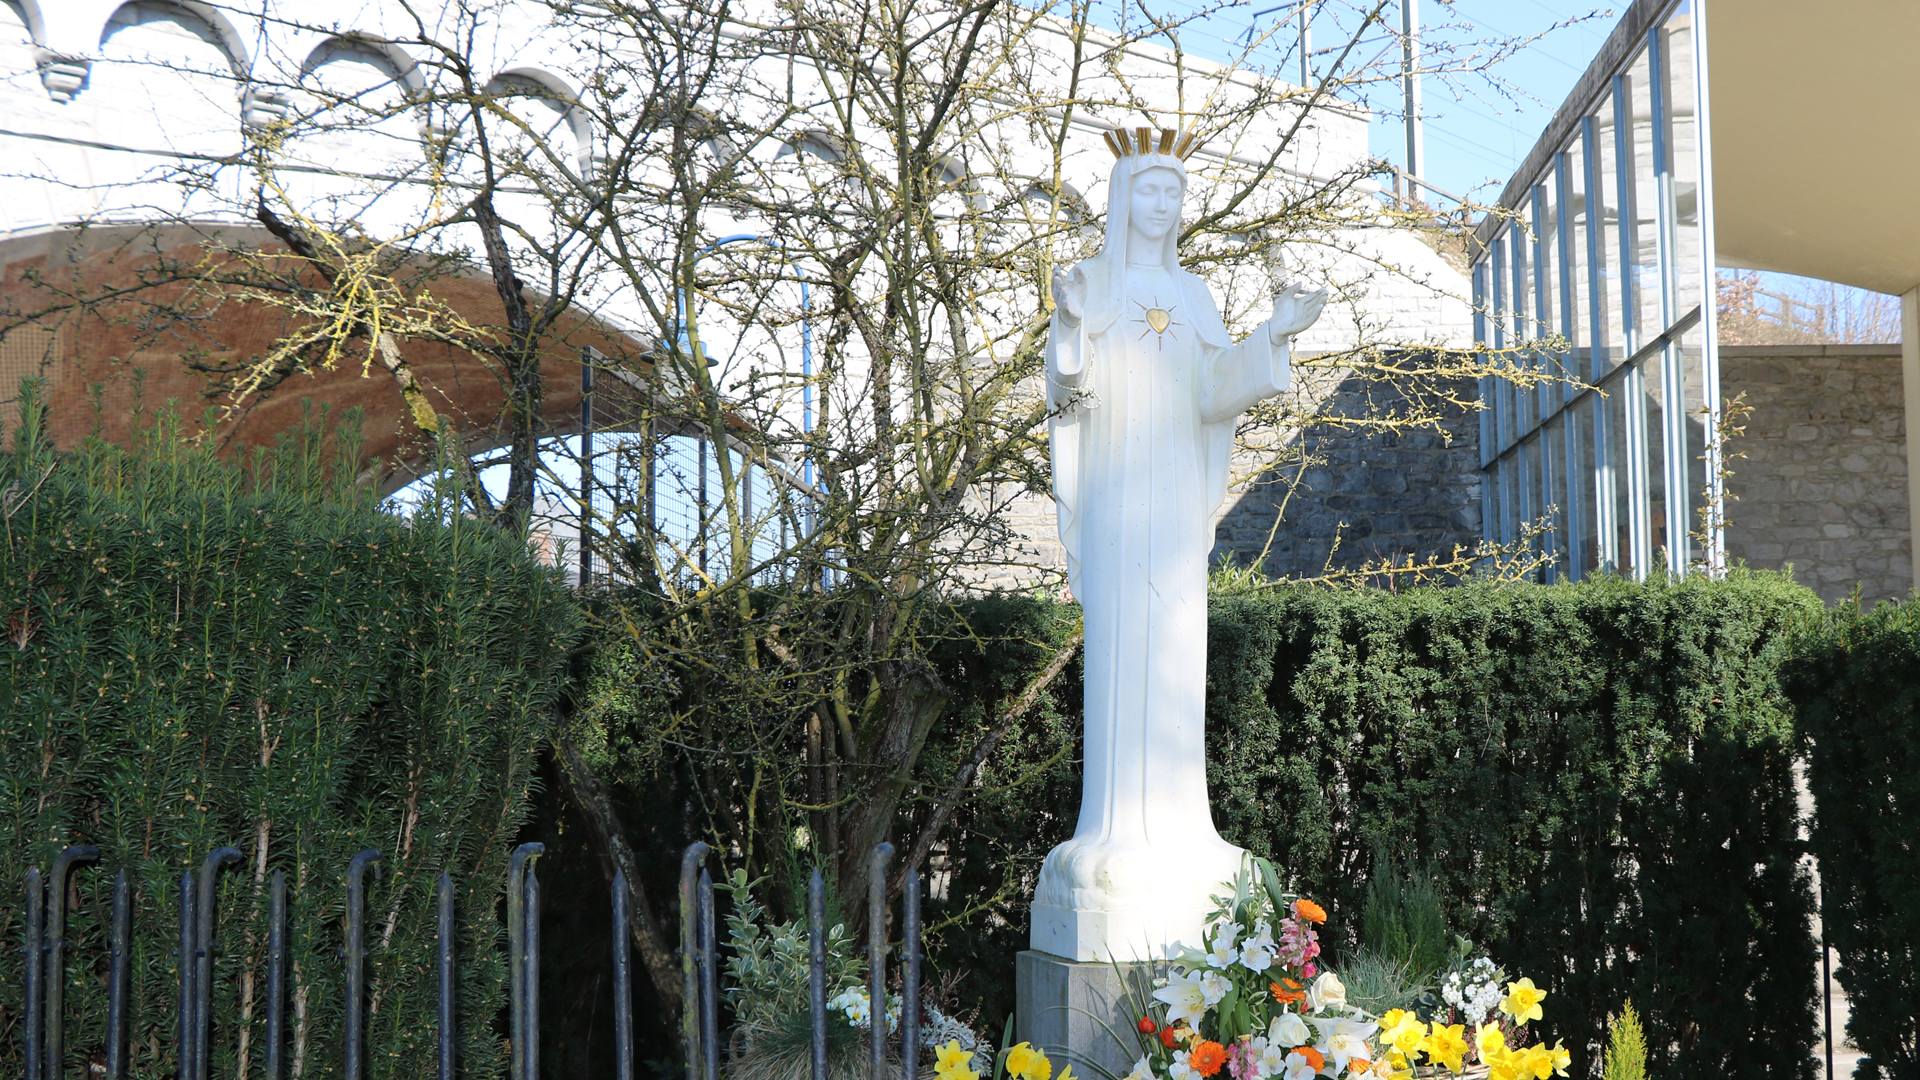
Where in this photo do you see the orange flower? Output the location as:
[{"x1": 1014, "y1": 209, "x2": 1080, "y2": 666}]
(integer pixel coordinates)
[
  {"x1": 1293, "y1": 899, "x2": 1327, "y2": 924},
  {"x1": 1293, "y1": 1047, "x2": 1325, "y2": 1072},
  {"x1": 1271, "y1": 981, "x2": 1306, "y2": 1005},
  {"x1": 1189, "y1": 1041, "x2": 1228, "y2": 1078}
]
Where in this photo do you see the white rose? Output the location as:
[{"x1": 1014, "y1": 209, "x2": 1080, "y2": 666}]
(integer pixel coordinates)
[
  {"x1": 1305, "y1": 971, "x2": 1347, "y2": 1014},
  {"x1": 1269, "y1": 1011, "x2": 1312, "y2": 1047}
]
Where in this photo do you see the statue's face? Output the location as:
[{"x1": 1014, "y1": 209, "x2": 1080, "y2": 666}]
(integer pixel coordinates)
[{"x1": 1128, "y1": 166, "x2": 1184, "y2": 243}]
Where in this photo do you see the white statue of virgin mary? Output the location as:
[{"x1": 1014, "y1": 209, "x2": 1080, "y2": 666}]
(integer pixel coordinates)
[{"x1": 1032, "y1": 128, "x2": 1327, "y2": 962}]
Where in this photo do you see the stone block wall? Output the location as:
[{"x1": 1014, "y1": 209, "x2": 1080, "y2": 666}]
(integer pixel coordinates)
[
  {"x1": 1211, "y1": 362, "x2": 1484, "y2": 580},
  {"x1": 1721, "y1": 345, "x2": 1913, "y2": 606}
]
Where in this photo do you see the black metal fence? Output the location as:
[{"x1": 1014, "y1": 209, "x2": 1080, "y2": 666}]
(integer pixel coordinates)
[{"x1": 17, "y1": 839, "x2": 924, "y2": 1080}]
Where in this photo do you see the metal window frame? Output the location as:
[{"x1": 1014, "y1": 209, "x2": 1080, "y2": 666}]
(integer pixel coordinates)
[{"x1": 1470, "y1": 0, "x2": 1720, "y2": 582}]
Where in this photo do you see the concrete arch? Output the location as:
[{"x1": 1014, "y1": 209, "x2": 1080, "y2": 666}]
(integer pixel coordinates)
[
  {"x1": 6, "y1": 0, "x2": 43, "y2": 46},
  {"x1": 97, "y1": 0, "x2": 251, "y2": 73},
  {"x1": 488, "y1": 66, "x2": 594, "y2": 172},
  {"x1": 299, "y1": 33, "x2": 424, "y2": 94}
]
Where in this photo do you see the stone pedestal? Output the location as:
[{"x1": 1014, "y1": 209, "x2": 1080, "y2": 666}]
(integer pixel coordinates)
[{"x1": 1014, "y1": 950, "x2": 1154, "y2": 1077}]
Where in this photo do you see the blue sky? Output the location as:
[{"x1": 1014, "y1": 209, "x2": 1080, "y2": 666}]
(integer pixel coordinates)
[{"x1": 1112, "y1": 0, "x2": 1620, "y2": 205}]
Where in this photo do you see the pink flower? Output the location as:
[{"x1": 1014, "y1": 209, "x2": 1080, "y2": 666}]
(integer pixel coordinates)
[
  {"x1": 1226, "y1": 1039, "x2": 1259, "y2": 1080},
  {"x1": 1276, "y1": 916, "x2": 1321, "y2": 972}
]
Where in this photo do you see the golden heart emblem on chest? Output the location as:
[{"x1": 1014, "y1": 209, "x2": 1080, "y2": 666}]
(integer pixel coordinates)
[{"x1": 1145, "y1": 308, "x2": 1172, "y2": 334}]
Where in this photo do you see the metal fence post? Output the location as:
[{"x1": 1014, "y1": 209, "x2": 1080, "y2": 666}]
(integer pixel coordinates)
[
  {"x1": 106, "y1": 870, "x2": 130, "y2": 1080},
  {"x1": 507, "y1": 842, "x2": 543, "y2": 1080},
  {"x1": 193, "y1": 847, "x2": 241, "y2": 1080},
  {"x1": 345, "y1": 850, "x2": 383, "y2": 1080},
  {"x1": 902, "y1": 870, "x2": 920, "y2": 1080},
  {"x1": 176, "y1": 872, "x2": 195, "y2": 1080},
  {"x1": 45, "y1": 846, "x2": 100, "y2": 1080},
  {"x1": 867, "y1": 843, "x2": 894, "y2": 1080},
  {"x1": 24, "y1": 867, "x2": 44, "y2": 1080},
  {"x1": 809, "y1": 869, "x2": 828, "y2": 1080},
  {"x1": 526, "y1": 865, "x2": 541, "y2": 1080},
  {"x1": 264, "y1": 871, "x2": 286, "y2": 1080},
  {"x1": 438, "y1": 871, "x2": 456, "y2": 1080},
  {"x1": 698, "y1": 868, "x2": 719, "y2": 1080},
  {"x1": 613, "y1": 870, "x2": 635, "y2": 1080}
]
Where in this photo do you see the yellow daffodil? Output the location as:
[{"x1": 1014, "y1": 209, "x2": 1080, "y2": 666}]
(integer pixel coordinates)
[
  {"x1": 1521, "y1": 1043, "x2": 1555, "y2": 1080},
  {"x1": 1379, "y1": 1010, "x2": 1409, "y2": 1031},
  {"x1": 937, "y1": 1041, "x2": 973, "y2": 1078},
  {"x1": 1423, "y1": 1023, "x2": 1468, "y2": 1074},
  {"x1": 1486, "y1": 1046, "x2": 1528, "y2": 1080},
  {"x1": 1475, "y1": 1024, "x2": 1507, "y2": 1061},
  {"x1": 1058, "y1": 1066, "x2": 1076, "y2": 1080},
  {"x1": 1007, "y1": 1043, "x2": 1052, "y2": 1080},
  {"x1": 1500, "y1": 979, "x2": 1546, "y2": 1025},
  {"x1": 1387, "y1": 1017, "x2": 1427, "y2": 1060},
  {"x1": 1548, "y1": 1041, "x2": 1571, "y2": 1078}
]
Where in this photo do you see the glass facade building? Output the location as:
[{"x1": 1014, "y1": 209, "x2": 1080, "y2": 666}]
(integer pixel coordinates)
[{"x1": 1472, "y1": 0, "x2": 1719, "y2": 581}]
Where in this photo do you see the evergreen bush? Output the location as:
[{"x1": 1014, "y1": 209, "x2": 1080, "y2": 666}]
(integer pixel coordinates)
[
  {"x1": 0, "y1": 401, "x2": 578, "y2": 1080},
  {"x1": 1786, "y1": 599, "x2": 1920, "y2": 1080},
  {"x1": 1203, "y1": 573, "x2": 1823, "y2": 1080}
]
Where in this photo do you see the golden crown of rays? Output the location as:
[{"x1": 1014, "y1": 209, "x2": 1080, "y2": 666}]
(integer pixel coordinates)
[{"x1": 1103, "y1": 126, "x2": 1203, "y2": 160}]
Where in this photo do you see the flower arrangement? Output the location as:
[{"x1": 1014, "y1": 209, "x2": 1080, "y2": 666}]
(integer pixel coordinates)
[{"x1": 1119, "y1": 858, "x2": 1570, "y2": 1080}]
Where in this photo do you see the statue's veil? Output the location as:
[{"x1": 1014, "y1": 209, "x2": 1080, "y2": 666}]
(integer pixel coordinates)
[{"x1": 1078, "y1": 153, "x2": 1229, "y2": 349}]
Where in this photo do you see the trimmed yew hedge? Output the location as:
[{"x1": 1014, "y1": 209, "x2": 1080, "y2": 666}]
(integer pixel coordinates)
[
  {"x1": 0, "y1": 411, "x2": 577, "y2": 1080},
  {"x1": 1786, "y1": 600, "x2": 1920, "y2": 1080},
  {"x1": 1197, "y1": 573, "x2": 1824, "y2": 1080}
]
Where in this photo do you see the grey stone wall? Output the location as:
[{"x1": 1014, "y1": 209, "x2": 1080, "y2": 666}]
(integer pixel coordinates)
[
  {"x1": 1721, "y1": 345, "x2": 1913, "y2": 606},
  {"x1": 1211, "y1": 363, "x2": 1484, "y2": 579}
]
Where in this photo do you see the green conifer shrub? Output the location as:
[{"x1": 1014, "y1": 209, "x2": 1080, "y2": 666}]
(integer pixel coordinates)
[
  {"x1": 1786, "y1": 599, "x2": 1920, "y2": 1080},
  {"x1": 1200, "y1": 572, "x2": 1821, "y2": 1080},
  {"x1": 1602, "y1": 1001, "x2": 1647, "y2": 1080},
  {"x1": 0, "y1": 400, "x2": 578, "y2": 1079}
]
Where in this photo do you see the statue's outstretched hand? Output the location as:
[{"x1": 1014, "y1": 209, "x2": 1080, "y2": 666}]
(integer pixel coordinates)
[
  {"x1": 1052, "y1": 264, "x2": 1089, "y2": 325},
  {"x1": 1268, "y1": 281, "x2": 1329, "y2": 344}
]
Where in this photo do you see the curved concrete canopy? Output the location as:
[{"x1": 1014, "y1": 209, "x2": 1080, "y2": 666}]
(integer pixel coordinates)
[{"x1": 1708, "y1": 0, "x2": 1920, "y2": 294}]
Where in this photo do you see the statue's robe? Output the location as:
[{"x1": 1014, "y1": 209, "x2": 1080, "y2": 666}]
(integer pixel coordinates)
[{"x1": 1034, "y1": 250, "x2": 1292, "y2": 957}]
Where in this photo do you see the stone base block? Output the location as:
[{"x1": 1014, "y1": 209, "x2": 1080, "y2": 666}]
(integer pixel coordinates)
[{"x1": 1015, "y1": 950, "x2": 1155, "y2": 1078}]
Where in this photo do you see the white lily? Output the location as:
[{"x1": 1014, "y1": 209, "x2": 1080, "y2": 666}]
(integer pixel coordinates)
[
  {"x1": 1253, "y1": 1037, "x2": 1291, "y2": 1078},
  {"x1": 1268, "y1": 1011, "x2": 1311, "y2": 1048},
  {"x1": 1240, "y1": 920, "x2": 1276, "y2": 972},
  {"x1": 1309, "y1": 1016, "x2": 1379, "y2": 1076},
  {"x1": 1125, "y1": 1058, "x2": 1156, "y2": 1080},
  {"x1": 1153, "y1": 969, "x2": 1230, "y2": 1028},
  {"x1": 1170, "y1": 1051, "x2": 1198, "y2": 1080},
  {"x1": 1207, "y1": 923, "x2": 1243, "y2": 968},
  {"x1": 1280, "y1": 1051, "x2": 1319, "y2": 1080}
]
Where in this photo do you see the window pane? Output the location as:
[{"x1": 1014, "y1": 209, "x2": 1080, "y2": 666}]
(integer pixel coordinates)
[
  {"x1": 1534, "y1": 183, "x2": 1560, "y2": 423},
  {"x1": 1642, "y1": 356, "x2": 1669, "y2": 569},
  {"x1": 1555, "y1": 151, "x2": 1583, "y2": 408},
  {"x1": 1679, "y1": 324, "x2": 1709, "y2": 568},
  {"x1": 1500, "y1": 456, "x2": 1518, "y2": 546},
  {"x1": 1606, "y1": 379, "x2": 1635, "y2": 578},
  {"x1": 1661, "y1": 7, "x2": 1704, "y2": 322},
  {"x1": 1492, "y1": 233, "x2": 1512, "y2": 451},
  {"x1": 1551, "y1": 419, "x2": 1569, "y2": 580},
  {"x1": 1590, "y1": 102, "x2": 1627, "y2": 371},
  {"x1": 1515, "y1": 443, "x2": 1534, "y2": 558},
  {"x1": 1623, "y1": 48, "x2": 1663, "y2": 345},
  {"x1": 1475, "y1": 261, "x2": 1494, "y2": 468},
  {"x1": 1511, "y1": 227, "x2": 1534, "y2": 434},
  {"x1": 1572, "y1": 399, "x2": 1597, "y2": 579}
]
